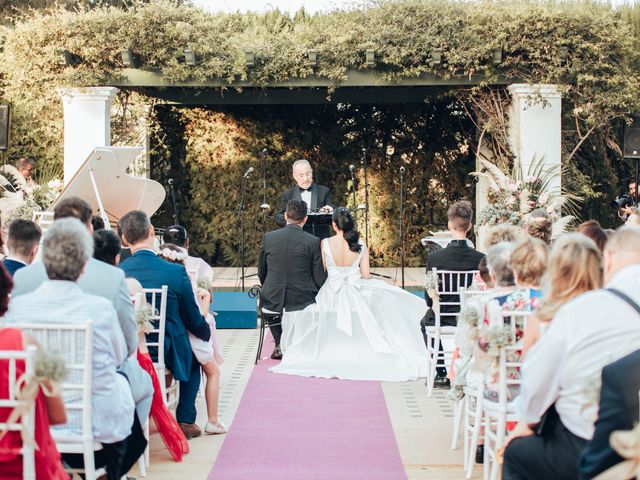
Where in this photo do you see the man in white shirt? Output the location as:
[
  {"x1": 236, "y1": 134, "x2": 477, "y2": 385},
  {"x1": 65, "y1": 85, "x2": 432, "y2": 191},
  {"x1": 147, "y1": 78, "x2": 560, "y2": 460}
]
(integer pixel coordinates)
[{"x1": 502, "y1": 226, "x2": 640, "y2": 480}]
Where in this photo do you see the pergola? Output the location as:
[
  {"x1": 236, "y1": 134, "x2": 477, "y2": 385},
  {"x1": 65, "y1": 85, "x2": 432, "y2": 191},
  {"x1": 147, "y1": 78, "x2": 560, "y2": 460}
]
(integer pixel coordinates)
[{"x1": 59, "y1": 69, "x2": 562, "y2": 219}]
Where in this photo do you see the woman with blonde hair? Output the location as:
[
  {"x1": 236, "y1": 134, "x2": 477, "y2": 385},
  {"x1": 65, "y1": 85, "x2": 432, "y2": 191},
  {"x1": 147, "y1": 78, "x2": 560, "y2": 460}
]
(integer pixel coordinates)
[{"x1": 522, "y1": 233, "x2": 603, "y2": 355}]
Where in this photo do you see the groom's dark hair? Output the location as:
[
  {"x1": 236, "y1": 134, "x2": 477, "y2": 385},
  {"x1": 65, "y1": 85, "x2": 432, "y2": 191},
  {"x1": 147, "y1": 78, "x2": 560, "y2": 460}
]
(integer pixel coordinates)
[
  {"x1": 286, "y1": 200, "x2": 307, "y2": 223},
  {"x1": 119, "y1": 210, "x2": 151, "y2": 245}
]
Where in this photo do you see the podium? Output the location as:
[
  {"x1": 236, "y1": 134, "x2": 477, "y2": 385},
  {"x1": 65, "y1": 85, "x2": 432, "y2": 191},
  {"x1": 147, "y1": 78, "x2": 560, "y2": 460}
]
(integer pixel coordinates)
[{"x1": 305, "y1": 211, "x2": 333, "y2": 239}]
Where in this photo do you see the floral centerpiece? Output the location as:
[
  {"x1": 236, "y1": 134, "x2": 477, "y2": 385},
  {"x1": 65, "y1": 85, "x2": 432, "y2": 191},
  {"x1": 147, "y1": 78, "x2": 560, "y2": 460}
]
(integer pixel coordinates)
[{"x1": 472, "y1": 158, "x2": 576, "y2": 234}]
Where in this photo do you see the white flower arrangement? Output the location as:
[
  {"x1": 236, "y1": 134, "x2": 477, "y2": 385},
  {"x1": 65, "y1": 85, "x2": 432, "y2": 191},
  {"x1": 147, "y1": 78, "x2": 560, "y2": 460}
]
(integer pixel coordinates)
[
  {"x1": 197, "y1": 277, "x2": 213, "y2": 290},
  {"x1": 477, "y1": 324, "x2": 513, "y2": 357},
  {"x1": 159, "y1": 248, "x2": 188, "y2": 262},
  {"x1": 34, "y1": 349, "x2": 68, "y2": 388},
  {"x1": 135, "y1": 303, "x2": 156, "y2": 334},
  {"x1": 424, "y1": 271, "x2": 440, "y2": 299}
]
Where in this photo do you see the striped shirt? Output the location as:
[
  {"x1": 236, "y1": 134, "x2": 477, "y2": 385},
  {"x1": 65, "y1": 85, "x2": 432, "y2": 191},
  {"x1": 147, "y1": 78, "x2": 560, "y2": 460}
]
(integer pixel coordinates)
[{"x1": 4, "y1": 280, "x2": 134, "y2": 443}]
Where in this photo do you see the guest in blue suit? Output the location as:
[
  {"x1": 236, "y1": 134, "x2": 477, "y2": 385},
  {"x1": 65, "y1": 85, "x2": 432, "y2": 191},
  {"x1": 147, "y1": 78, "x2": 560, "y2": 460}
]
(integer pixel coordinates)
[
  {"x1": 119, "y1": 210, "x2": 211, "y2": 439},
  {"x1": 3, "y1": 219, "x2": 41, "y2": 277}
]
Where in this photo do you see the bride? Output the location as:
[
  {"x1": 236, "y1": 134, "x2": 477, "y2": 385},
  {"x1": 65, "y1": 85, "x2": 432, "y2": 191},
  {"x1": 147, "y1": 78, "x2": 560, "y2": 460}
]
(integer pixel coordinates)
[{"x1": 270, "y1": 207, "x2": 428, "y2": 381}]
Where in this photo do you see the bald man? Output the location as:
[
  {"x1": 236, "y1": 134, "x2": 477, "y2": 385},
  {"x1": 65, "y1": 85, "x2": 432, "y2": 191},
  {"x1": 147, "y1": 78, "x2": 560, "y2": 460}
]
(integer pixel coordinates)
[{"x1": 276, "y1": 159, "x2": 334, "y2": 239}]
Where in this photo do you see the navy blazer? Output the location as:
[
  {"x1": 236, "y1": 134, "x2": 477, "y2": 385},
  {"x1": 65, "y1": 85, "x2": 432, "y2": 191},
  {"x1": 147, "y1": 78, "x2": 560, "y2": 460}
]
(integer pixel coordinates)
[
  {"x1": 2, "y1": 258, "x2": 26, "y2": 277},
  {"x1": 120, "y1": 250, "x2": 210, "y2": 382},
  {"x1": 579, "y1": 349, "x2": 640, "y2": 479}
]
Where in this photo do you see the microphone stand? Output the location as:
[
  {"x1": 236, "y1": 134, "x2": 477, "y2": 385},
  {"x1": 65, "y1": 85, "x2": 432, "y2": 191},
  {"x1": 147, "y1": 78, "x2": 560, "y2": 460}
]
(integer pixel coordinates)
[
  {"x1": 260, "y1": 149, "x2": 270, "y2": 237},
  {"x1": 349, "y1": 166, "x2": 357, "y2": 218},
  {"x1": 168, "y1": 178, "x2": 179, "y2": 225},
  {"x1": 361, "y1": 147, "x2": 370, "y2": 246},
  {"x1": 399, "y1": 166, "x2": 405, "y2": 289},
  {"x1": 237, "y1": 173, "x2": 249, "y2": 292}
]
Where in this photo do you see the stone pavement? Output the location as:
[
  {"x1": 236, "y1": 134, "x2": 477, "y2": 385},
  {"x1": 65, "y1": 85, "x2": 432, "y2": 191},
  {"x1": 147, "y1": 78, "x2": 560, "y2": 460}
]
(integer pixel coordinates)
[{"x1": 132, "y1": 329, "x2": 479, "y2": 479}]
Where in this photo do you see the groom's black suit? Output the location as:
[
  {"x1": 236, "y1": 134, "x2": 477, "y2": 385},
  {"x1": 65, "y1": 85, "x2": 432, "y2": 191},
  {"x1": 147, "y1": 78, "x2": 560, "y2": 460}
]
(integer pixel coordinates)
[{"x1": 258, "y1": 223, "x2": 327, "y2": 345}]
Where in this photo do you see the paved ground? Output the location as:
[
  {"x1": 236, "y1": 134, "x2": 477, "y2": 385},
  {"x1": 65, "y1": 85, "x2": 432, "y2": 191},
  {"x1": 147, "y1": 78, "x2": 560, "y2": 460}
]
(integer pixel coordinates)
[{"x1": 132, "y1": 329, "x2": 479, "y2": 479}]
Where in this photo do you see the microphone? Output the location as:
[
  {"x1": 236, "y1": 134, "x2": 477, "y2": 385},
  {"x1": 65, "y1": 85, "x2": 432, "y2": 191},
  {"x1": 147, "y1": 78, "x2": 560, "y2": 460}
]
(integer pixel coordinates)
[
  {"x1": 168, "y1": 178, "x2": 174, "y2": 186},
  {"x1": 400, "y1": 166, "x2": 405, "y2": 174},
  {"x1": 243, "y1": 166, "x2": 254, "y2": 178},
  {"x1": 349, "y1": 164, "x2": 355, "y2": 173},
  {"x1": 261, "y1": 148, "x2": 268, "y2": 156}
]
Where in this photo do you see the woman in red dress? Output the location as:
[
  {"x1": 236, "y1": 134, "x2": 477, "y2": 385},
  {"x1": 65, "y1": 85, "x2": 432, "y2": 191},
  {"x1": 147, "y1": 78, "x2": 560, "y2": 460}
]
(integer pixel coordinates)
[{"x1": 0, "y1": 263, "x2": 68, "y2": 479}]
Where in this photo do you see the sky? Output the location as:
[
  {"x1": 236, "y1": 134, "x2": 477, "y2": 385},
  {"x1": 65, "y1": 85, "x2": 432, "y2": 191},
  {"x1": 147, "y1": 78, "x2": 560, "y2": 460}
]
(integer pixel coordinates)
[{"x1": 191, "y1": 0, "x2": 635, "y2": 14}]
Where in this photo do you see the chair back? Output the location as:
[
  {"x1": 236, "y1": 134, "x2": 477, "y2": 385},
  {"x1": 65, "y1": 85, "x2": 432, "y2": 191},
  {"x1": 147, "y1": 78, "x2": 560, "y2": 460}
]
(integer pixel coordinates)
[
  {"x1": 0, "y1": 344, "x2": 37, "y2": 480},
  {"x1": 141, "y1": 286, "x2": 174, "y2": 406},
  {"x1": 432, "y1": 268, "x2": 479, "y2": 326},
  {"x1": 17, "y1": 323, "x2": 93, "y2": 443},
  {"x1": 187, "y1": 268, "x2": 199, "y2": 291},
  {"x1": 494, "y1": 311, "x2": 530, "y2": 410}
]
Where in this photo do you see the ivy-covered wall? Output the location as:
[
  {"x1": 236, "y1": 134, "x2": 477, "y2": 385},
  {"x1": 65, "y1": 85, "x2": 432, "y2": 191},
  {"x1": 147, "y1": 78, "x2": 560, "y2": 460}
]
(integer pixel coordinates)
[{"x1": 151, "y1": 100, "x2": 475, "y2": 266}]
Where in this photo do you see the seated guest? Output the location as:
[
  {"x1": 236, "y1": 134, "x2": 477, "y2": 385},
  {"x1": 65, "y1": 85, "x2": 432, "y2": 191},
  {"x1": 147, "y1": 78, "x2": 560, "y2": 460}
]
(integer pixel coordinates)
[
  {"x1": 521, "y1": 234, "x2": 602, "y2": 356},
  {"x1": 94, "y1": 229, "x2": 122, "y2": 266},
  {"x1": 495, "y1": 236, "x2": 548, "y2": 309},
  {"x1": 524, "y1": 209, "x2": 553, "y2": 245},
  {"x1": 0, "y1": 264, "x2": 68, "y2": 479},
  {"x1": 484, "y1": 223, "x2": 522, "y2": 250},
  {"x1": 577, "y1": 220, "x2": 608, "y2": 252},
  {"x1": 12, "y1": 197, "x2": 152, "y2": 425},
  {"x1": 422, "y1": 200, "x2": 485, "y2": 387},
  {"x1": 502, "y1": 227, "x2": 640, "y2": 480},
  {"x1": 4, "y1": 219, "x2": 145, "y2": 479},
  {"x1": 626, "y1": 207, "x2": 640, "y2": 226},
  {"x1": 3, "y1": 219, "x2": 41, "y2": 277},
  {"x1": 119, "y1": 210, "x2": 211, "y2": 439},
  {"x1": 163, "y1": 225, "x2": 214, "y2": 286},
  {"x1": 579, "y1": 348, "x2": 640, "y2": 479},
  {"x1": 91, "y1": 215, "x2": 105, "y2": 231}
]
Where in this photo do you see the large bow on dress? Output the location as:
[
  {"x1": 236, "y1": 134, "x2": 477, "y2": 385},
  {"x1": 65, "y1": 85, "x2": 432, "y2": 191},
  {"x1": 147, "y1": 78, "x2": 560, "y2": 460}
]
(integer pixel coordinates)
[{"x1": 327, "y1": 269, "x2": 394, "y2": 354}]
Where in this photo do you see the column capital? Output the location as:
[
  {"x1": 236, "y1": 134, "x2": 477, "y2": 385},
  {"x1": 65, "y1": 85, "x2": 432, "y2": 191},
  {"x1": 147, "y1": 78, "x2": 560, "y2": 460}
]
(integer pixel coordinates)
[
  {"x1": 58, "y1": 86, "x2": 119, "y2": 104},
  {"x1": 508, "y1": 83, "x2": 561, "y2": 100}
]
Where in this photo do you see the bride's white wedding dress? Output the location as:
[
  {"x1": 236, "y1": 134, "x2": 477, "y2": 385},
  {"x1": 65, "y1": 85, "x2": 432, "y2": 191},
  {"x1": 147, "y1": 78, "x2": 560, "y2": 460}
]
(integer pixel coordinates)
[{"x1": 270, "y1": 239, "x2": 429, "y2": 381}]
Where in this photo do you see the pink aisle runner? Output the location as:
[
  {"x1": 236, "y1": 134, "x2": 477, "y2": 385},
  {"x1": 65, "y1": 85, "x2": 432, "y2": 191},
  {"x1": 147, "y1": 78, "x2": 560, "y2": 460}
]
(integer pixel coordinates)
[{"x1": 208, "y1": 348, "x2": 407, "y2": 480}]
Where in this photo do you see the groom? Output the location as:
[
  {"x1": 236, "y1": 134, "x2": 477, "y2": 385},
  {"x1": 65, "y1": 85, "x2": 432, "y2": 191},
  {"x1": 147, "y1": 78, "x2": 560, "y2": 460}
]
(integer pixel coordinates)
[{"x1": 258, "y1": 199, "x2": 327, "y2": 359}]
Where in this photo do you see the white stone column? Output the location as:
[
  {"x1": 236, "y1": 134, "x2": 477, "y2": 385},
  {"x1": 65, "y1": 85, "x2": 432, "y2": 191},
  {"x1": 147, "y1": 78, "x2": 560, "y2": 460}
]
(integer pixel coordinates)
[
  {"x1": 507, "y1": 84, "x2": 562, "y2": 192},
  {"x1": 59, "y1": 87, "x2": 119, "y2": 184}
]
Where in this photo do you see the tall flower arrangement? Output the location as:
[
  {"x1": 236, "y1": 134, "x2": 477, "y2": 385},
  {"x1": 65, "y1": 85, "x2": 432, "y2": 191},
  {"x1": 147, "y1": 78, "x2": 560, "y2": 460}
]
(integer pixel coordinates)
[
  {"x1": 0, "y1": 165, "x2": 63, "y2": 224},
  {"x1": 472, "y1": 158, "x2": 576, "y2": 231}
]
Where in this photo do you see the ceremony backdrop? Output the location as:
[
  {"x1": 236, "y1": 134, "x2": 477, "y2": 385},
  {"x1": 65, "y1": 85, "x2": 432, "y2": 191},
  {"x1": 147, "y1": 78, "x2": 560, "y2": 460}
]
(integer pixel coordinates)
[{"x1": 0, "y1": 1, "x2": 639, "y2": 265}]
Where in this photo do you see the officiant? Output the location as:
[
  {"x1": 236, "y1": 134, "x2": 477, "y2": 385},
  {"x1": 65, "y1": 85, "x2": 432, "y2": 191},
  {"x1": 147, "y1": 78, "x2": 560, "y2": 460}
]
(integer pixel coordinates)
[{"x1": 276, "y1": 159, "x2": 334, "y2": 239}]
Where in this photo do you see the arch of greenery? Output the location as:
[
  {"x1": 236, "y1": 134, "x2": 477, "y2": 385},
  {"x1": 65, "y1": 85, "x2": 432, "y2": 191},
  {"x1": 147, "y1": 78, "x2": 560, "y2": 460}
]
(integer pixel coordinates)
[{"x1": 1, "y1": 0, "x2": 639, "y2": 265}]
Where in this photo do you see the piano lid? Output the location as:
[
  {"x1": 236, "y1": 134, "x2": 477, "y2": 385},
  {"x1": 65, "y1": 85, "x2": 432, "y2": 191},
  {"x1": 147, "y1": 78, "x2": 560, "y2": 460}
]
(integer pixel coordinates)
[{"x1": 52, "y1": 147, "x2": 166, "y2": 222}]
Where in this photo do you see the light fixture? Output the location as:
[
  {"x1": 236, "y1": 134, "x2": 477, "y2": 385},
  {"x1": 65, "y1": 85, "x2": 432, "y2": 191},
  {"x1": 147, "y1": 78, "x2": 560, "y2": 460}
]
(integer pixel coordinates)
[
  {"x1": 183, "y1": 48, "x2": 197, "y2": 66},
  {"x1": 365, "y1": 49, "x2": 376, "y2": 67},
  {"x1": 57, "y1": 49, "x2": 74, "y2": 66},
  {"x1": 558, "y1": 46, "x2": 569, "y2": 63},
  {"x1": 492, "y1": 47, "x2": 503, "y2": 65},
  {"x1": 120, "y1": 48, "x2": 135, "y2": 67},
  {"x1": 307, "y1": 49, "x2": 317, "y2": 67},
  {"x1": 244, "y1": 48, "x2": 255, "y2": 67},
  {"x1": 431, "y1": 48, "x2": 442, "y2": 65}
]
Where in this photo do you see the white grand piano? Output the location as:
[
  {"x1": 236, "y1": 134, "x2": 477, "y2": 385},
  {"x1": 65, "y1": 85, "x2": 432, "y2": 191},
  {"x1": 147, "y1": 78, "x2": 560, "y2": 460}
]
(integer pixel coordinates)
[{"x1": 38, "y1": 147, "x2": 166, "y2": 229}]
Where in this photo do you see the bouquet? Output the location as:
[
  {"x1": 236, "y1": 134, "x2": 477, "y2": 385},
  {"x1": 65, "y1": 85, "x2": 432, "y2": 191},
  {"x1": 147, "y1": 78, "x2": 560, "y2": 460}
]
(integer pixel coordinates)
[
  {"x1": 135, "y1": 304, "x2": 156, "y2": 334},
  {"x1": 424, "y1": 271, "x2": 439, "y2": 299},
  {"x1": 197, "y1": 277, "x2": 213, "y2": 291}
]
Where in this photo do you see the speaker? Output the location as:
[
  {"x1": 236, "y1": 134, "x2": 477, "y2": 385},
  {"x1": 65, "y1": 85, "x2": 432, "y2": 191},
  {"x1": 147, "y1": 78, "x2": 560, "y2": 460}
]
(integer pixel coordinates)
[
  {"x1": 0, "y1": 106, "x2": 9, "y2": 151},
  {"x1": 624, "y1": 115, "x2": 640, "y2": 158}
]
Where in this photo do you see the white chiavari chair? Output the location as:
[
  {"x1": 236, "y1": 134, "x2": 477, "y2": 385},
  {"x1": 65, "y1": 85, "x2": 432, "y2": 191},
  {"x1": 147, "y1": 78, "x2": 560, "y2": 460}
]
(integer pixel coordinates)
[
  {"x1": 19, "y1": 322, "x2": 106, "y2": 480},
  {"x1": 482, "y1": 311, "x2": 530, "y2": 480},
  {"x1": 425, "y1": 268, "x2": 479, "y2": 397},
  {"x1": 0, "y1": 344, "x2": 37, "y2": 480}
]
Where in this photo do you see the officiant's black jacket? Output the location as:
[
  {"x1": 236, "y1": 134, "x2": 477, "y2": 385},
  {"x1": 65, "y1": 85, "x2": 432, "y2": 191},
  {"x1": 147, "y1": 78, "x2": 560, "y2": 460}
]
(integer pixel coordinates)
[
  {"x1": 258, "y1": 224, "x2": 327, "y2": 313},
  {"x1": 579, "y1": 349, "x2": 640, "y2": 479},
  {"x1": 276, "y1": 184, "x2": 333, "y2": 238},
  {"x1": 424, "y1": 239, "x2": 485, "y2": 327}
]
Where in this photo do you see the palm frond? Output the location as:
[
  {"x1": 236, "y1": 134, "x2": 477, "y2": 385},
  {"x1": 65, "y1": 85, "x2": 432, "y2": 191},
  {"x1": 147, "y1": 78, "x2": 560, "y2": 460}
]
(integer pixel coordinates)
[{"x1": 552, "y1": 216, "x2": 576, "y2": 240}]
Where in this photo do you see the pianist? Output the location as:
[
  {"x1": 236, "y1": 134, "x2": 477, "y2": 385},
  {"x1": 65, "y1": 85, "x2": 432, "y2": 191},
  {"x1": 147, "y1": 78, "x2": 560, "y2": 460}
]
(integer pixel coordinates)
[{"x1": 276, "y1": 159, "x2": 334, "y2": 239}]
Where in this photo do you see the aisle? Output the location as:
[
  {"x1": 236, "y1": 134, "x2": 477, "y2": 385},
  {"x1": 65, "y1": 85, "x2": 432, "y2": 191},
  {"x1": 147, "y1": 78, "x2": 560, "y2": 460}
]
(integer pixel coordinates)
[{"x1": 208, "y1": 353, "x2": 407, "y2": 480}]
